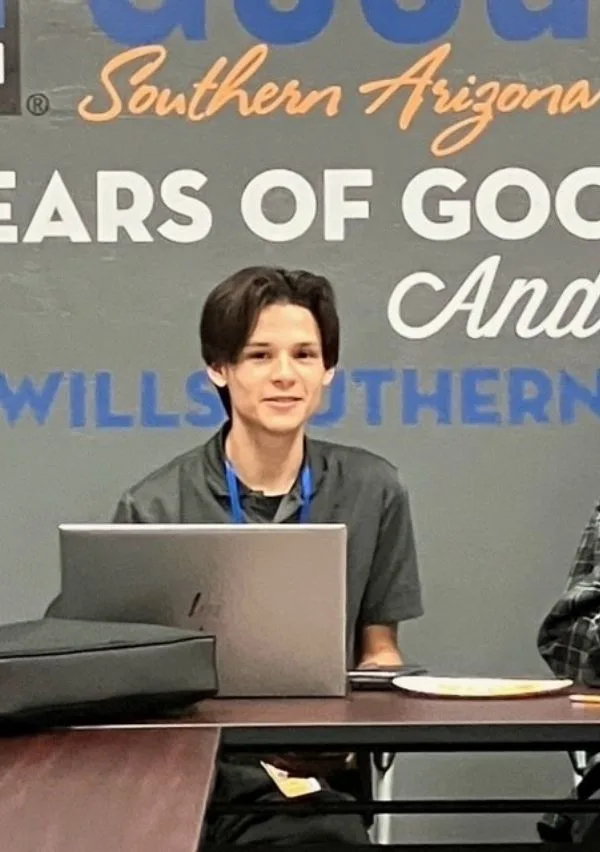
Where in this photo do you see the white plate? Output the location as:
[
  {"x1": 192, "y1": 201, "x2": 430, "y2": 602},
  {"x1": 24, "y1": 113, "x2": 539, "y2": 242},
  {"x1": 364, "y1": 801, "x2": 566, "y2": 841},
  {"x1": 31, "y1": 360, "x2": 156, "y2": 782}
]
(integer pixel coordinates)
[{"x1": 392, "y1": 676, "x2": 573, "y2": 699}]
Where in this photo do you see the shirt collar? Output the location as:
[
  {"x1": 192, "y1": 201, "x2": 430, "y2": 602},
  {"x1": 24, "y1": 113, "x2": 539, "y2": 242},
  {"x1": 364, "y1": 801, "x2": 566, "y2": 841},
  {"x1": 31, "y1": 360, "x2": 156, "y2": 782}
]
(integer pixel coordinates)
[{"x1": 201, "y1": 423, "x2": 326, "y2": 499}]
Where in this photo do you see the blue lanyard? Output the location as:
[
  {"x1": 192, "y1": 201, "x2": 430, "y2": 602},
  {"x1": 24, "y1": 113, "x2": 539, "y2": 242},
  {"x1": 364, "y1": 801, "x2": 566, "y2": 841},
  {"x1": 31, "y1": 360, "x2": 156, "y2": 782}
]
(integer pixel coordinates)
[{"x1": 224, "y1": 460, "x2": 312, "y2": 524}]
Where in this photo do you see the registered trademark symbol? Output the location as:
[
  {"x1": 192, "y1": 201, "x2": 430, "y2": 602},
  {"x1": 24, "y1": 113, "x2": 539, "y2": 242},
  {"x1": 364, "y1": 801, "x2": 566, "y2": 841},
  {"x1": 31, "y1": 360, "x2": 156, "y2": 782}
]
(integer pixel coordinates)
[{"x1": 26, "y1": 93, "x2": 50, "y2": 116}]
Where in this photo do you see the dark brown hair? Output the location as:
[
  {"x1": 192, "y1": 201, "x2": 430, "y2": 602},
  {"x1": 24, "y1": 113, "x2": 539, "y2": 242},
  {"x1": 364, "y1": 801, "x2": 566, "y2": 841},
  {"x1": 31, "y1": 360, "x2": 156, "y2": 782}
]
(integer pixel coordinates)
[{"x1": 200, "y1": 266, "x2": 340, "y2": 416}]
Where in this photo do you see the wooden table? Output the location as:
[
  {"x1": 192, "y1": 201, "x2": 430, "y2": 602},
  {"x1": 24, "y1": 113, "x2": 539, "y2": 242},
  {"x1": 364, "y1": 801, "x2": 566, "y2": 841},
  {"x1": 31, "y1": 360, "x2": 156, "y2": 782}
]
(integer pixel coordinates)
[
  {"x1": 6, "y1": 691, "x2": 600, "y2": 849},
  {"x1": 106, "y1": 690, "x2": 600, "y2": 751},
  {"x1": 82, "y1": 690, "x2": 600, "y2": 848},
  {"x1": 0, "y1": 726, "x2": 220, "y2": 852}
]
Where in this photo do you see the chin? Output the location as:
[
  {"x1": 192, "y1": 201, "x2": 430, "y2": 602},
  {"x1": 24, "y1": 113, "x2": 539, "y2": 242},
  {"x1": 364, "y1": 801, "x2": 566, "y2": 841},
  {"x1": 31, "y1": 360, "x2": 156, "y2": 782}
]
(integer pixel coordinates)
[{"x1": 260, "y1": 414, "x2": 308, "y2": 435}]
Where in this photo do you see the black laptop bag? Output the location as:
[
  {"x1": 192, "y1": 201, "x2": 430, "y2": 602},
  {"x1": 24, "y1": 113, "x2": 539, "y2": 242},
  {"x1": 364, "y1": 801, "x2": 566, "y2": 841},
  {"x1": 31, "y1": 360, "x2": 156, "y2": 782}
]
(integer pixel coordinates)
[{"x1": 0, "y1": 617, "x2": 218, "y2": 732}]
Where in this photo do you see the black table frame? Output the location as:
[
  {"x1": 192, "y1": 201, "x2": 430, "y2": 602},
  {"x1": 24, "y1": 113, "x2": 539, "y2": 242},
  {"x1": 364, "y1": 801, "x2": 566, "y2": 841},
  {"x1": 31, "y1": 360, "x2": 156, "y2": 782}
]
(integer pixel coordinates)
[{"x1": 206, "y1": 723, "x2": 600, "y2": 850}]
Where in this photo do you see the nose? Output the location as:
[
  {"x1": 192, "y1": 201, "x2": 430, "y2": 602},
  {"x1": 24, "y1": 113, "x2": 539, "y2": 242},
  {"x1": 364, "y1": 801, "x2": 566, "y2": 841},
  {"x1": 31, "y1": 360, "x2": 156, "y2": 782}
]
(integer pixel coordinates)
[{"x1": 271, "y1": 353, "x2": 296, "y2": 383}]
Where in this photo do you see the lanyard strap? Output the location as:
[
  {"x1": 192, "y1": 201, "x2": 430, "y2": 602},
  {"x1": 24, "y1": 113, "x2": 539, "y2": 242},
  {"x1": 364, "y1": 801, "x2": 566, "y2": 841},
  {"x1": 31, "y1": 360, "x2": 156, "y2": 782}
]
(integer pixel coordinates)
[{"x1": 225, "y1": 460, "x2": 312, "y2": 524}]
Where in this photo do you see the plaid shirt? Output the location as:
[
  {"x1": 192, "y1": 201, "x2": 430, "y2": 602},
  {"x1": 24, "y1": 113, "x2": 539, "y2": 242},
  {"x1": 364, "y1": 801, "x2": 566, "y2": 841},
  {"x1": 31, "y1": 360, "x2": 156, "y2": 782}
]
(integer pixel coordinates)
[{"x1": 538, "y1": 501, "x2": 600, "y2": 682}]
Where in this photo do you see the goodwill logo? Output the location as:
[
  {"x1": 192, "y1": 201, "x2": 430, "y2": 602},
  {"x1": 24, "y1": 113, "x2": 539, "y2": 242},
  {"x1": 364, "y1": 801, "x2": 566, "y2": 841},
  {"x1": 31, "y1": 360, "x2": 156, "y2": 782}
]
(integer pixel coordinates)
[{"x1": 80, "y1": 0, "x2": 593, "y2": 157}]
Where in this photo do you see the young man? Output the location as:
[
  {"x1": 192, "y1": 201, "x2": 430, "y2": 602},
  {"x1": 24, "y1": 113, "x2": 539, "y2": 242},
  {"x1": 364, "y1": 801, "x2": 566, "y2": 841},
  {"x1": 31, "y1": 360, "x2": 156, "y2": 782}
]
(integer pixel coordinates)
[
  {"x1": 113, "y1": 266, "x2": 423, "y2": 674},
  {"x1": 56, "y1": 266, "x2": 424, "y2": 844}
]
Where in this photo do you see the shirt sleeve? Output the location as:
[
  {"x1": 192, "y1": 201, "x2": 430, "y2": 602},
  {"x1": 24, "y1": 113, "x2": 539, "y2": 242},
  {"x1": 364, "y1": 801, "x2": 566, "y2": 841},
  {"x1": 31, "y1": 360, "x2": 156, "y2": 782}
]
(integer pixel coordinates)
[
  {"x1": 359, "y1": 472, "x2": 424, "y2": 626},
  {"x1": 112, "y1": 491, "x2": 144, "y2": 523},
  {"x1": 537, "y1": 500, "x2": 600, "y2": 681}
]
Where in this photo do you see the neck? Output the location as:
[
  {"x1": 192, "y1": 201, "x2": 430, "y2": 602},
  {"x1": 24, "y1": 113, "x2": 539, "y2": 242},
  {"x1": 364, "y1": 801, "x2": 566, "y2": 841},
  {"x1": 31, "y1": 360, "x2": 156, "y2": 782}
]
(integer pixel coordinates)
[{"x1": 224, "y1": 420, "x2": 305, "y2": 496}]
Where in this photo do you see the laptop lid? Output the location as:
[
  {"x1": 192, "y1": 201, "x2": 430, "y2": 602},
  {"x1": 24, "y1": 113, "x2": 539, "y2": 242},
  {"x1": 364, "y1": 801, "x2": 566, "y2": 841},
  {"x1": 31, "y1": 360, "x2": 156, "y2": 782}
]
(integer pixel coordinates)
[{"x1": 57, "y1": 524, "x2": 347, "y2": 698}]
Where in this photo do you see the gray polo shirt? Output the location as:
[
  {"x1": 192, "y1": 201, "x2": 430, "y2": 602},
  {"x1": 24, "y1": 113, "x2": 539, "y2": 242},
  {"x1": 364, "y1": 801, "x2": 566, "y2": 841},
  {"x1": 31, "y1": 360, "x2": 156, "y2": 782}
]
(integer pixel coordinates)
[{"x1": 112, "y1": 428, "x2": 423, "y2": 664}]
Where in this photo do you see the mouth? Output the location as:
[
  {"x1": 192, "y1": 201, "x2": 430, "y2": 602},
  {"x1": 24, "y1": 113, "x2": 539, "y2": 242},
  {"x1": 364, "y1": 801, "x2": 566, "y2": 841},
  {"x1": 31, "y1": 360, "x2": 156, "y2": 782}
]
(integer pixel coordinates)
[{"x1": 264, "y1": 397, "x2": 303, "y2": 406}]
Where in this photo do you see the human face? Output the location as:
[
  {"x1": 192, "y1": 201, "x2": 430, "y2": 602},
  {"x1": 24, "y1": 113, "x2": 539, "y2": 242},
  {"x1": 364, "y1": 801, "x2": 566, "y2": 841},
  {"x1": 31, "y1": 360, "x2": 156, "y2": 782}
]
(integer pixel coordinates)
[{"x1": 208, "y1": 303, "x2": 335, "y2": 434}]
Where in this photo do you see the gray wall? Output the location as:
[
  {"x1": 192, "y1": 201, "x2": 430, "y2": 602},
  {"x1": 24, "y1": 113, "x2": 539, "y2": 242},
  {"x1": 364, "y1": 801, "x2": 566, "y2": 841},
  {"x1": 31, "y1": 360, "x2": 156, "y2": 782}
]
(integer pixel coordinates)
[{"x1": 2, "y1": 0, "x2": 599, "y2": 843}]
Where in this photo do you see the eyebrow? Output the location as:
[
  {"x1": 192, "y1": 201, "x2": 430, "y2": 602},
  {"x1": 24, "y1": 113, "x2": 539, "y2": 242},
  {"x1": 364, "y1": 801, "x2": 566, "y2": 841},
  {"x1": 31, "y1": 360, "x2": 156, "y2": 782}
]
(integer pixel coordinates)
[{"x1": 245, "y1": 341, "x2": 320, "y2": 348}]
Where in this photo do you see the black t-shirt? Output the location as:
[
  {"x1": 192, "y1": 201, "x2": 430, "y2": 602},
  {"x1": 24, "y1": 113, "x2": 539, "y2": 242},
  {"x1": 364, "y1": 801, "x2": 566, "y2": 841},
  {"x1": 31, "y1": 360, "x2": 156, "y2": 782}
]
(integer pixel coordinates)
[{"x1": 242, "y1": 491, "x2": 282, "y2": 523}]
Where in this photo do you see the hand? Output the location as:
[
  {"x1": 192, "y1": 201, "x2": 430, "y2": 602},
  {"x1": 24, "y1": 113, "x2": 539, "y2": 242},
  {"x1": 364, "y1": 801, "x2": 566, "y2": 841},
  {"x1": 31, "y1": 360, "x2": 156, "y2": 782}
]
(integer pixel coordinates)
[
  {"x1": 358, "y1": 649, "x2": 403, "y2": 669},
  {"x1": 359, "y1": 625, "x2": 403, "y2": 668}
]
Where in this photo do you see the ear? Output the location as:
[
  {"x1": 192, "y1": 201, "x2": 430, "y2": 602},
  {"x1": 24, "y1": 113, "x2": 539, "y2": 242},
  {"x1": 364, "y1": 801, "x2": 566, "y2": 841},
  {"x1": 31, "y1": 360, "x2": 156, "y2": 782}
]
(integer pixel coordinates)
[
  {"x1": 322, "y1": 367, "x2": 335, "y2": 388},
  {"x1": 207, "y1": 364, "x2": 228, "y2": 388}
]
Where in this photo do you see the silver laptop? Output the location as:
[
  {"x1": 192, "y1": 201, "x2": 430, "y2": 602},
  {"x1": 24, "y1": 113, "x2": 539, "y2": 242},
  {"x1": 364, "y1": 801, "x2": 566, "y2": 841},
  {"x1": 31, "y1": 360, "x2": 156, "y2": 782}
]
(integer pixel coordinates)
[{"x1": 57, "y1": 523, "x2": 348, "y2": 698}]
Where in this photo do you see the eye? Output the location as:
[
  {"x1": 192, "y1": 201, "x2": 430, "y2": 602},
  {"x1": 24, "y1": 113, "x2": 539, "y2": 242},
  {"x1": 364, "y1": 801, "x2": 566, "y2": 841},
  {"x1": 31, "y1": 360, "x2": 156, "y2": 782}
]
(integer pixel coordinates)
[{"x1": 248, "y1": 351, "x2": 269, "y2": 360}]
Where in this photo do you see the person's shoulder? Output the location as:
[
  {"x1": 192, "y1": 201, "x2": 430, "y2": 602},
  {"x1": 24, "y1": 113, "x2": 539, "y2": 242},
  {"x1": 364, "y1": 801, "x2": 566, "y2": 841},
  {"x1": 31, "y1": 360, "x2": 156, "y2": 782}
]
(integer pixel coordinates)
[
  {"x1": 124, "y1": 442, "x2": 206, "y2": 500},
  {"x1": 310, "y1": 437, "x2": 407, "y2": 495},
  {"x1": 580, "y1": 499, "x2": 600, "y2": 533}
]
